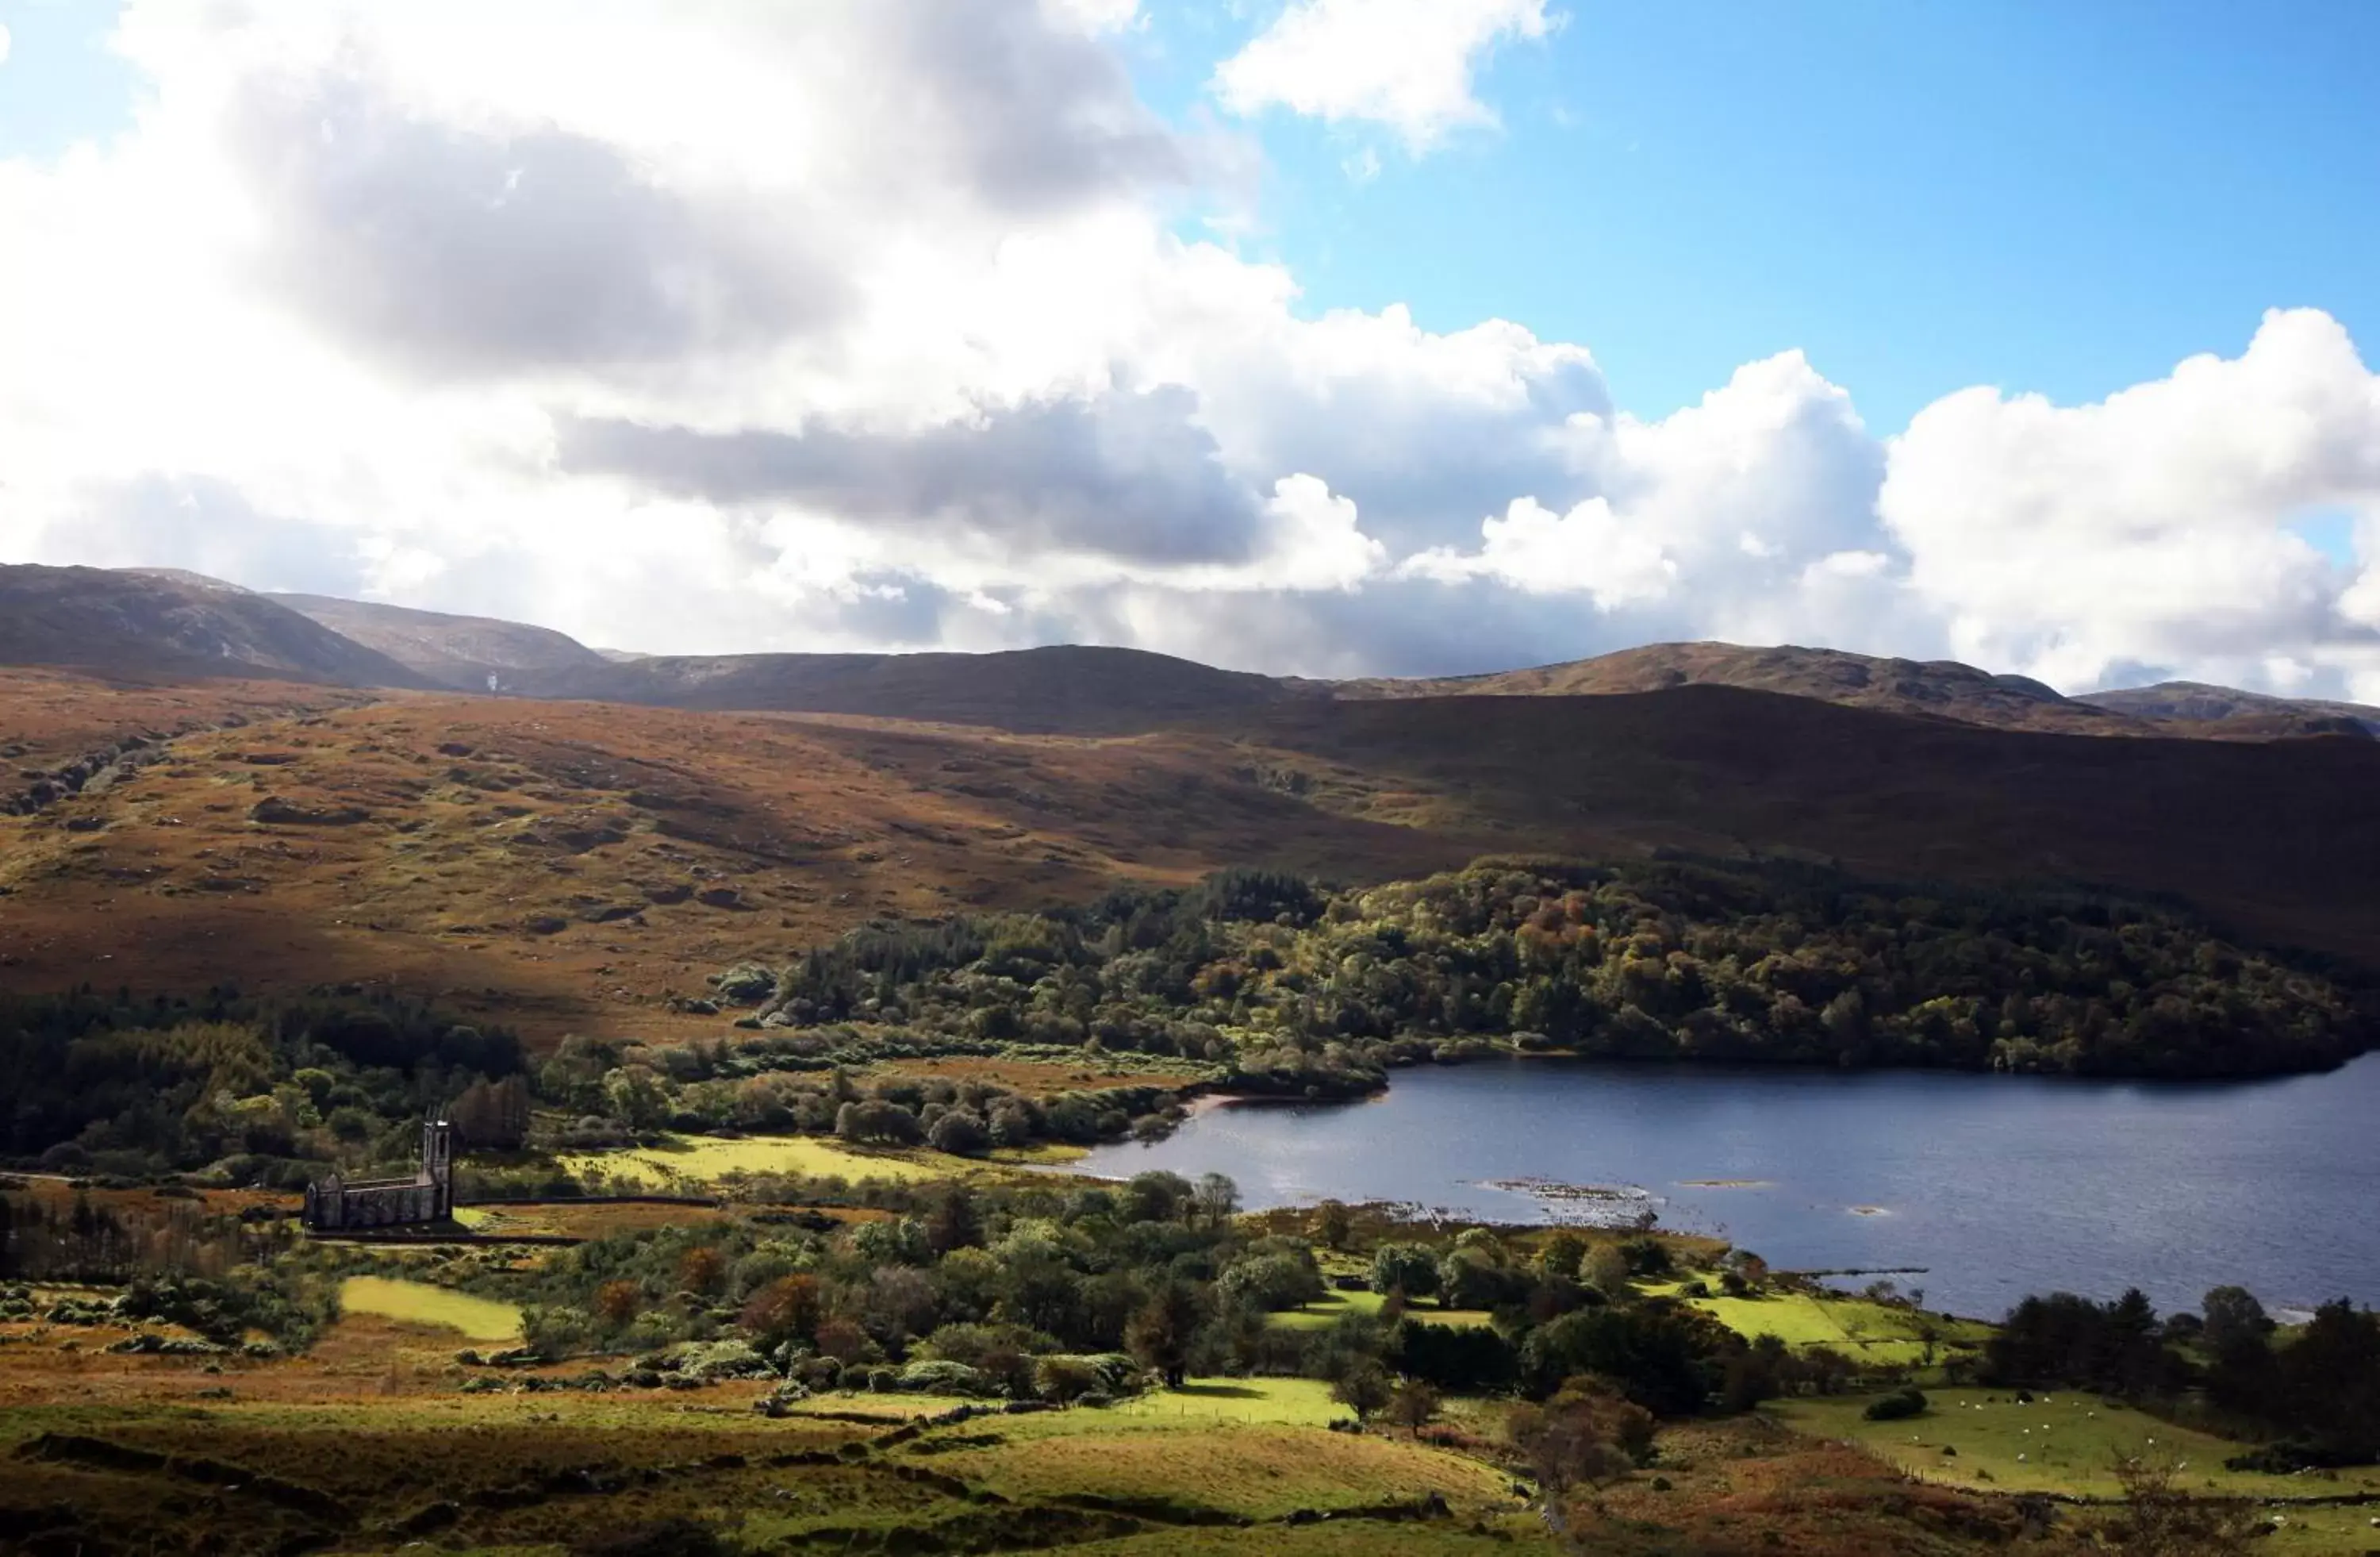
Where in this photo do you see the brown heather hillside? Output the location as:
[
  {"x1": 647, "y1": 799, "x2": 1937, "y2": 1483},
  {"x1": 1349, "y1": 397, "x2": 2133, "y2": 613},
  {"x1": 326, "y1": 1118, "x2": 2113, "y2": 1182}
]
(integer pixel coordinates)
[
  {"x1": 500, "y1": 642, "x2": 1306, "y2": 732},
  {"x1": 0, "y1": 565, "x2": 435, "y2": 688},
  {"x1": 267, "y1": 592, "x2": 613, "y2": 690},
  {"x1": 0, "y1": 668, "x2": 373, "y2": 778},
  {"x1": 0, "y1": 679, "x2": 1492, "y2": 1040},
  {"x1": 1329, "y1": 640, "x2": 2360, "y2": 739},
  {"x1": 41, "y1": 570, "x2": 2363, "y2": 747},
  {"x1": 2082, "y1": 678, "x2": 2380, "y2": 734},
  {"x1": 1226, "y1": 686, "x2": 2380, "y2": 968},
  {"x1": 7, "y1": 669, "x2": 2380, "y2": 1042}
]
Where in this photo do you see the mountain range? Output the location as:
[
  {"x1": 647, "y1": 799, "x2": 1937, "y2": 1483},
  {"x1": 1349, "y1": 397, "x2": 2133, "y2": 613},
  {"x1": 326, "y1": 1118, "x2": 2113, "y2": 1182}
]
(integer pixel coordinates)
[
  {"x1": 6, "y1": 559, "x2": 2378, "y2": 1036},
  {"x1": 4, "y1": 562, "x2": 2372, "y2": 740}
]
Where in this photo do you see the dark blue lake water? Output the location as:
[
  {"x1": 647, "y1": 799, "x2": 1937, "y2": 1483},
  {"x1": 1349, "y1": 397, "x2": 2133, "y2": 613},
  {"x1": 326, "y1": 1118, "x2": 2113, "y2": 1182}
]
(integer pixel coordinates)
[{"x1": 1072, "y1": 1054, "x2": 2380, "y2": 1321}]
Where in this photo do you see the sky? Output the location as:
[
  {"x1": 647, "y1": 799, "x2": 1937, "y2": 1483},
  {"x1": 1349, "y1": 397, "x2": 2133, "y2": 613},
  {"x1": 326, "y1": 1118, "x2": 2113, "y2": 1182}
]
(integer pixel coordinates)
[{"x1": 2, "y1": 1, "x2": 2379, "y2": 698}]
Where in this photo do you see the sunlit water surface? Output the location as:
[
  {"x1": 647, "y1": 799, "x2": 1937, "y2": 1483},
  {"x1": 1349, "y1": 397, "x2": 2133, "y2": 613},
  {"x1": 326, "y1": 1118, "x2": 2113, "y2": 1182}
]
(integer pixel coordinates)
[{"x1": 1072, "y1": 1053, "x2": 2380, "y2": 1319}]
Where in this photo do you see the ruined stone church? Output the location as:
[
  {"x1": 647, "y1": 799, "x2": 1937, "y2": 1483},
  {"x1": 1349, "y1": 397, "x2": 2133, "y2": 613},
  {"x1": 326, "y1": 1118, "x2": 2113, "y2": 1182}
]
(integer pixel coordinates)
[{"x1": 301, "y1": 1117, "x2": 455, "y2": 1231}]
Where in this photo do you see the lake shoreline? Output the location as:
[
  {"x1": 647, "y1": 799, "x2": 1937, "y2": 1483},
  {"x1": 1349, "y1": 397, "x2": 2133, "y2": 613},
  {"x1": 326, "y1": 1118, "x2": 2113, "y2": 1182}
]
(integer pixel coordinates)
[{"x1": 1084, "y1": 1051, "x2": 2380, "y2": 1317}]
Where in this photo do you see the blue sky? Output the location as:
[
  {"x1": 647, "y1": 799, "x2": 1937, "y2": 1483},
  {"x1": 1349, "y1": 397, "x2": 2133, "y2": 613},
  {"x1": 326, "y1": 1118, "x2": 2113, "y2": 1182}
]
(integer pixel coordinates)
[
  {"x1": 1122, "y1": 0, "x2": 2380, "y2": 438},
  {"x1": 0, "y1": 2, "x2": 142, "y2": 159}
]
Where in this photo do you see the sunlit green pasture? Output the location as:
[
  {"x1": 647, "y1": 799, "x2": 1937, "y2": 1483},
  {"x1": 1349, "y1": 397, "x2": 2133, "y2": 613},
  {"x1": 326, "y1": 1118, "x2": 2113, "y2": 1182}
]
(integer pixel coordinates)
[
  {"x1": 1269, "y1": 1287, "x2": 1496, "y2": 1332},
  {"x1": 335, "y1": 1276, "x2": 524, "y2": 1341},
  {"x1": 1675, "y1": 1289, "x2": 1990, "y2": 1364},
  {"x1": 1109, "y1": 1376, "x2": 1349, "y2": 1426},
  {"x1": 1777, "y1": 1390, "x2": 2380, "y2": 1505},
  {"x1": 559, "y1": 1132, "x2": 952, "y2": 1187}
]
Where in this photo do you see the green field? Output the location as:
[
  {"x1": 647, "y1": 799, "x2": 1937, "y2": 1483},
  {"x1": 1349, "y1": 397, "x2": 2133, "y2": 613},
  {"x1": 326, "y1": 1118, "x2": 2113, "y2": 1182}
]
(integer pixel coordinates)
[
  {"x1": 924, "y1": 1419, "x2": 1520, "y2": 1521},
  {"x1": 337, "y1": 1275, "x2": 524, "y2": 1341},
  {"x1": 1269, "y1": 1288, "x2": 1496, "y2": 1332},
  {"x1": 559, "y1": 1132, "x2": 954, "y2": 1187},
  {"x1": 1777, "y1": 1390, "x2": 2380, "y2": 1503},
  {"x1": 1670, "y1": 1288, "x2": 1992, "y2": 1364},
  {"x1": 1111, "y1": 1376, "x2": 1349, "y2": 1426}
]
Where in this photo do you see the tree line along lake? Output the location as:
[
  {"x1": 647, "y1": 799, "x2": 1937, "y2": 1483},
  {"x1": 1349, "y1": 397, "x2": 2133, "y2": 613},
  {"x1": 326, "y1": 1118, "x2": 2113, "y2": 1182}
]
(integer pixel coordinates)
[{"x1": 1073, "y1": 1052, "x2": 2380, "y2": 1321}]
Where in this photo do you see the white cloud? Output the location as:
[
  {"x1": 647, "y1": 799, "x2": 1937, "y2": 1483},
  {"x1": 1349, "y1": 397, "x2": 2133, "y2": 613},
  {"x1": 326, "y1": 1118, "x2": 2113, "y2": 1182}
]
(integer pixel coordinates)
[
  {"x1": 0, "y1": 23, "x2": 12, "y2": 67},
  {"x1": 1880, "y1": 308, "x2": 2380, "y2": 692},
  {"x1": 1250, "y1": 474, "x2": 1387, "y2": 591},
  {"x1": 2, "y1": 2, "x2": 2378, "y2": 701},
  {"x1": 1406, "y1": 495, "x2": 1675, "y2": 607},
  {"x1": 1042, "y1": 0, "x2": 1141, "y2": 33},
  {"x1": 1212, "y1": 0, "x2": 1555, "y2": 152}
]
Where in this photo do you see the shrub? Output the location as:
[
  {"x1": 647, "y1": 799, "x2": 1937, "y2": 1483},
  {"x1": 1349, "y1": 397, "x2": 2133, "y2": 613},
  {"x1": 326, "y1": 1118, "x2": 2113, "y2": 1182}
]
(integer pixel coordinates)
[
  {"x1": 1864, "y1": 1387, "x2": 1929, "y2": 1421},
  {"x1": 668, "y1": 1340, "x2": 773, "y2": 1381},
  {"x1": 927, "y1": 1109, "x2": 990, "y2": 1156},
  {"x1": 1036, "y1": 1355, "x2": 1104, "y2": 1403},
  {"x1": 896, "y1": 1359, "x2": 992, "y2": 1395},
  {"x1": 712, "y1": 964, "x2": 779, "y2": 1005}
]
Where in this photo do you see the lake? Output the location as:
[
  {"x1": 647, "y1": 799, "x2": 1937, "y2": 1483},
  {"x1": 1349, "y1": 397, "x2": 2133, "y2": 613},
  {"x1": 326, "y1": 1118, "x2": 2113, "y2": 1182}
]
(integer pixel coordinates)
[{"x1": 1072, "y1": 1053, "x2": 2380, "y2": 1321}]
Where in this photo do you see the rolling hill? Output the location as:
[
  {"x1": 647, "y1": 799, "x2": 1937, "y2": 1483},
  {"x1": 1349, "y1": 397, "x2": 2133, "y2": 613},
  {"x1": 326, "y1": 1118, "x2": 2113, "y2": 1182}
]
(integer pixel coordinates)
[
  {"x1": 6, "y1": 666, "x2": 2379, "y2": 1040},
  {"x1": 1336, "y1": 641, "x2": 2367, "y2": 740},
  {"x1": 2081, "y1": 679, "x2": 2380, "y2": 736},
  {"x1": 0, "y1": 679, "x2": 1487, "y2": 1037},
  {"x1": 498, "y1": 644, "x2": 1307, "y2": 733},
  {"x1": 0, "y1": 565, "x2": 433, "y2": 689},
  {"x1": 9, "y1": 572, "x2": 2366, "y2": 745},
  {"x1": 8, "y1": 571, "x2": 2380, "y2": 1042},
  {"x1": 268, "y1": 593, "x2": 613, "y2": 690}
]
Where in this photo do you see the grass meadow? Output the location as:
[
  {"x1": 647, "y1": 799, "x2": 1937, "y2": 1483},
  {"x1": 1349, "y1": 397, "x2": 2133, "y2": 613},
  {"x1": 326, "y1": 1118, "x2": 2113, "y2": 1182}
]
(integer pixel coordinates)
[
  {"x1": 559, "y1": 1132, "x2": 954, "y2": 1187},
  {"x1": 1653, "y1": 1286, "x2": 1994, "y2": 1366},
  {"x1": 336, "y1": 1275, "x2": 524, "y2": 1341},
  {"x1": 1776, "y1": 1390, "x2": 2380, "y2": 1554},
  {"x1": 1269, "y1": 1287, "x2": 1497, "y2": 1332}
]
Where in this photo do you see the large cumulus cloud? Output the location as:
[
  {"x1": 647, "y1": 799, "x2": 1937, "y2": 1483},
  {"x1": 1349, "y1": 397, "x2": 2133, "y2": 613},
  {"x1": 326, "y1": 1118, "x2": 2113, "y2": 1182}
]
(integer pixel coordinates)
[{"x1": 2, "y1": 1, "x2": 2378, "y2": 698}]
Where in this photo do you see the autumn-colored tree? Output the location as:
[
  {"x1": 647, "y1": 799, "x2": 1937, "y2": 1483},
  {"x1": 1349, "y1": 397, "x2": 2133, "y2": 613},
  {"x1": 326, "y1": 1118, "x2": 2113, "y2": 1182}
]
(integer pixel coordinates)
[
  {"x1": 1385, "y1": 1378, "x2": 1441, "y2": 1436},
  {"x1": 739, "y1": 1274, "x2": 822, "y2": 1350},
  {"x1": 594, "y1": 1279, "x2": 643, "y2": 1331},
  {"x1": 1125, "y1": 1280, "x2": 1206, "y2": 1389},
  {"x1": 676, "y1": 1246, "x2": 725, "y2": 1296},
  {"x1": 814, "y1": 1316, "x2": 877, "y2": 1365},
  {"x1": 1510, "y1": 1374, "x2": 1656, "y2": 1494},
  {"x1": 449, "y1": 1075, "x2": 532, "y2": 1150},
  {"x1": 923, "y1": 1184, "x2": 984, "y2": 1255}
]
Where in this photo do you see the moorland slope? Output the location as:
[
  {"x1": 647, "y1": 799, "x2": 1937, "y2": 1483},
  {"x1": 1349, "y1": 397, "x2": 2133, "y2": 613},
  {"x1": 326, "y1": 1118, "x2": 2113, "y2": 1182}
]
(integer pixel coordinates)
[
  {"x1": 0, "y1": 565, "x2": 433, "y2": 688},
  {"x1": 1340, "y1": 640, "x2": 2370, "y2": 740},
  {"x1": 268, "y1": 593, "x2": 613, "y2": 690},
  {"x1": 2082, "y1": 678, "x2": 2380, "y2": 735},
  {"x1": 18, "y1": 568, "x2": 2371, "y2": 744},
  {"x1": 6, "y1": 667, "x2": 2380, "y2": 1040},
  {"x1": 0, "y1": 682, "x2": 1491, "y2": 1036},
  {"x1": 499, "y1": 644, "x2": 1307, "y2": 733}
]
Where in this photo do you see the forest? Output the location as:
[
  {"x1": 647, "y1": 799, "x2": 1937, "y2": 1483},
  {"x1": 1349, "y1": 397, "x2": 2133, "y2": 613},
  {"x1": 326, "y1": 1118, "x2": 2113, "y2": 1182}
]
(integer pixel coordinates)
[
  {"x1": 747, "y1": 855, "x2": 2372, "y2": 1086},
  {"x1": 4, "y1": 855, "x2": 2370, "y2": 1187}
]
